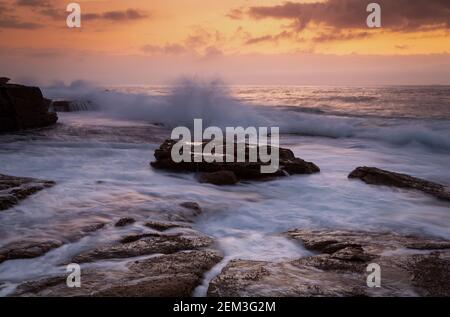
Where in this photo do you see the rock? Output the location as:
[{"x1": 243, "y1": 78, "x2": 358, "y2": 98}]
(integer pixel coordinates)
[
  {"x1": 0, "y1": 77, "x2": 10, "y2": 85},
  {"x1": 14, "y1": 250, "x2": 223, "y2": 297},
  {"x1": 150, "y1": 139, "x2": 320, "y2": 184},
  {"x1": 145, "y1": 221, "x2": 189, "y2": 232},
  {"x1": 0, "y1": 222, "x2": 107, "y2": 264},
  {"x1": 179, "y1": 202, "x2": 202, "y2": 214},
  {"x1": 198, "y1": 171, "x2": 239, "y2": 186},
  {"x1": 51, "y1": 100, "x2": 71, "y2": 112},
  {"x1": 0, "y1": 174, "x2": 55, "y2": 211},
  {"x1": 0, "y1": 240, "x2": 63, "y2": 264},
  {"x1": 114, "y1": 217, "x2": 135, "y2": 227},
  {"x1": 72, "y1": 230, "x2": 215, "y2": 263},
  {"x1": 208, "y1": 229, "x2": 450, "y2": 297},
  {"x1": 349, "y1": 166, "x2": 450, "y2": 201},
  {"x1": 0, "y1": 80, "x2": 58, "y2": 132}
]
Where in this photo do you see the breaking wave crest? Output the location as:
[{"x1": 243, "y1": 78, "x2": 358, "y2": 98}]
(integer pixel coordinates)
[{"x1": 42, "y1": 79, "x2": 450, "y2": 152}]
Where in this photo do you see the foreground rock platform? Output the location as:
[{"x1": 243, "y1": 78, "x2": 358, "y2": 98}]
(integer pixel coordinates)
[
  {"x1": 349, "y1": 166, "x2": 450, "y2": 201},
  {"x1": 151, "y1": 139, "x2": 320, "y2": 185},
  {"x1": 208, "y1": 230, "x2": 450, "y2": 297},
  {"x1": 0, "y1": 79, "x2": 58, "y2": 132},
  {"x1": 0, "y1": 174, "x2": 55, "y2": 211},
  {"x1": 14, "y1": 250, "x2": 222, "y2": 297}
]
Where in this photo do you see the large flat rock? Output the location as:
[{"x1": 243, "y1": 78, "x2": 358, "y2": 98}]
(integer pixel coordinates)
[
  {"x1": 208, "y1": 229, "x2": 450, "y2": 297},
  {"x1": 0, "y1": 174, "x2": 55, "y2": 211}
]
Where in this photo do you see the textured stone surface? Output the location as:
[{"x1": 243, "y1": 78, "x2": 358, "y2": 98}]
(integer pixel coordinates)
[
  {"x1": 14, "y1": 250, "x2": 223, "y2": 297},
  {"x1": 151, "y1": 139, "x2": 320, "y2": 184},
  {"x1": 0, "y1": 174, "x2": 55, "y2": 211},
  {"x1": 349, "y1": 166, "x2": 450, "y2": 201},
  {"x1": 208, "y1": 230, "x2": 450, "y2": 297}
]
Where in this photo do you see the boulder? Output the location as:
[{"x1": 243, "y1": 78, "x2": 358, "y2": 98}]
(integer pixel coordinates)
[
  {"x1": 208, "y1": 229, "x2": 450, "y2": 297},
  {"x1": 349, "y1": 166, "x2": 450, "y2": 201},
  {"x1": 0, "y1": 80, "x2": 58, "y2": 132},
  {"x1": 198, "y1": 171, "x2": 239, "y2": 186},
  {"x1": 0, "y1": 174, "x2": 55, "y2": 211},
  {"x1": 151, "y1": 139, "x2": 320, "y2": 184},
  {"x1": 114, "y1": 217, "x2": 135, "y2": 227}
]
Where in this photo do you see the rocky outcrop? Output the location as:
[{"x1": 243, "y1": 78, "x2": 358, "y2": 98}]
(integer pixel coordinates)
[
  {"x1": 0, "y1": 222, "x2": 107, "y2": 264},
  {"x1": 14, "y1": 250, "x2": 222, "y2": 297},
  {"x1": 151, "y1": 139, "x2": 320, "y2": 184},
  {"x1": 114, "y1": 217, "x2": 135, "y2": 227},
  {"x1": 0, "y1": 240, "x2": 63, "y2": 264},
  {"x1": 0, "y1": 80, "x2": 58, "y2": 132},
  {"x1": 71, "y1": 229, "x2": 215, "y2": 263},
  {"x1": 208, "y1": 230, "x2": 450, "y2": 297},
  {"x1": 198, "y1": 171, "x2": 239, "y2": 186},
  {"x1": 0, "y1": 174, "x2": 55, "y2": 211},
  {"x1": 349, "y1": 167, "x2": 450, "y2": 201}
]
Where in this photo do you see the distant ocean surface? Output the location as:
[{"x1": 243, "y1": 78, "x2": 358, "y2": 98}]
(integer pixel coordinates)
[
  {"x1": 1, "y1": 82, "x2": 449, "y2": 296},
  {"x1": 114, "y1": 85, "x2": 450, "y2": 120}
]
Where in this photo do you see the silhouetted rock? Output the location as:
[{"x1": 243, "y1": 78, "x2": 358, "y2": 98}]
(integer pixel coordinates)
[
  {"x1": 0, "y1": 174, "x2": 55, "y2": 211},
  {"x1": 0, "y1": 80, "x2": 58, "y2": 132},
  {"x1": 198, "y1": 171, "x2": 239, "y2": 186},
  {"x1": 208, "y1": 229, "x2": 450, "y2": 297},
  {"x1": 151, "y1": 139, "x2": 320, "y2": 184},
  {"x1": 349, "y1": 166, "x2": 450, "y2": 201},
  {"x1": 51, "y1": 100, "x2": 72, "y2": 112},
  {"x1": 115, "y1": 217, "x2": 135, "y2": 227},
  {"x1": 0, "y1": 77, "x2": 10, "y2": 85}
]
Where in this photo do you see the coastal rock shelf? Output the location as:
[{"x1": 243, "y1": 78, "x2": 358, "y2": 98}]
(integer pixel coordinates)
[
  {"x1": 0, "y1": 78, "x2": 58, "y2": 132},
  {"x1": 208, "y1": 230, "x2": 450, "y2": 297},
  {"x1": 9, "y1": 202, "x2": 223, "y2": 297},
  {"x1": 349, "y1": 166, "x2": 450, "y2": 201},
  {"x1": 151, "y1": 139, "x2": 320, "y2": 185},
  {"x1": 0, "y1": 174, "x2": 55, "y2": 211}
]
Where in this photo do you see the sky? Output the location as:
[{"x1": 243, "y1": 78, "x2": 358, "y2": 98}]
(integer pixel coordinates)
[{"x1": 0, "y1": 0, "x2": 449, "y2": 85}]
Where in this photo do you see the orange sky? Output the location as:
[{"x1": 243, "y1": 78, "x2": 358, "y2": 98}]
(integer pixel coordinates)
[{"x1": 1, "y1": 0, "x2": 449, "y2": 84}]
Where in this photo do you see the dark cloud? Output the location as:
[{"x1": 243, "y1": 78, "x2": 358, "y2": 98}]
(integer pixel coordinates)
[
  {"x1": 246, "y1": 0, "x2": 450, "y2": 31},
  {"x1": 0, "y1": 18, "x2": 43, "y2": 29},
  {"x1": 245, "y1": 31, "x2": 292, "y2": 45},
  {"x1": 84, "y1": 9, "x2": 149, "y2": 22},
  {"x1": 311, "y1": 30, "x2": 372, "y2": 43}
]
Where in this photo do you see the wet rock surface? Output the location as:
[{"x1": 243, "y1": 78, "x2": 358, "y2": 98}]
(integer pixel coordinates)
[
  {"x1": 349, "y1": 166, "x2": 450, "y2": 201},
  {"x1": 208, "y1": 230, "x2": 450, "y2": 297},
  {"x1": 151, "y1": 139, "x2": 320, "y2": 184},
  {"x1": 0, "y1": 80, "x2": 58, "y2": 132},
  {"x1": 14, "y1": 250, "x2": 222, "y2": 297},
  {"x1": 0, "y1": 174, "x2": 55, "y2": 211},
  {"x1": 0, "y1": 222, "x2": 107, "y2": 264},
  {"x1": 114, "y1": 217, "x2": 135, "y2": 227},
  {"x1": 72, "y1": 229, "x2": 215, "y2": 263}
]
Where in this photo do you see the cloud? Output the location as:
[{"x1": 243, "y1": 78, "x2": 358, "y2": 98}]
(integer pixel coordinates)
[
  {"x1": 141, "y1": 44, "x2": 187, "y2": 55},
  {"x1": 83, "y1": 9, "x2": 149, "y2": 22},
  {"x1": 0, "y1": 18, "x2": 43, "y2": 29},
  {"x1": 246, "y1": 0, "x2": 450, "y2": 32},
  {"x1": 245, "y1": 31, "x2": 292, "y2": 45},
  {"x1": 311, "y1": 30, "x2": 372, "y2": 42}
]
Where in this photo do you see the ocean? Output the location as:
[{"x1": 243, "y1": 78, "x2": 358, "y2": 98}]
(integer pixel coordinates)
[{"x1": 0, "y1": 81, "x2": 449, "y2": 296}]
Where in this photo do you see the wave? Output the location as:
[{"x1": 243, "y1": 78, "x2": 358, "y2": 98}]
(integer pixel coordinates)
[{"x1": 42, "y1": 78, "x2": 450, "y2": 152}]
